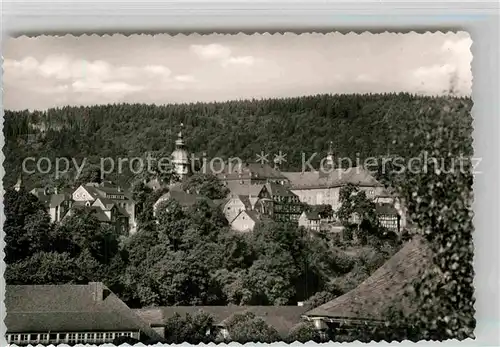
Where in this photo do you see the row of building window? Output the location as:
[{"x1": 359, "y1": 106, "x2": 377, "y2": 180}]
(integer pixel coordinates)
[
  {"x1": 6, "y1": 331, "x2": 135, "y2": 344},
  {"x1": 107, "y1": 194, "x2": 125, "y2": 200}
]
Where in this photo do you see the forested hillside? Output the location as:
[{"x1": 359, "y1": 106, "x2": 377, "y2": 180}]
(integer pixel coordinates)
[
  {"x1": 3, "y1": 93, "x2": 472, "y2": 189},
  {"x1": 3, "y1": 92, "x2": 475, "y2": 340}
]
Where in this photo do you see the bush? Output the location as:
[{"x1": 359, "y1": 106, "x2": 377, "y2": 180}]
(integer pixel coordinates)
[{"x1": 287, "y1": 321, "x2": 321, "y2": 343}]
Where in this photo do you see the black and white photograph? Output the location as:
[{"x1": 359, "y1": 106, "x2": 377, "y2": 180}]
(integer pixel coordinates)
[{"x1": 2, "y1": 32, "x2": 475, "y2": 345}]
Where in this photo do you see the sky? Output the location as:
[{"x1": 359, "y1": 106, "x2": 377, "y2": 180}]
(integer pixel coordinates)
[{"x1": 3, "y1": 32, "x2": 472, "y2": 111}]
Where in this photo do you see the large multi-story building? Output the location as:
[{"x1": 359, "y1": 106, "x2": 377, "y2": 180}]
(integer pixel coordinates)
[
  {"x1": 209, "y1": 161, "x2": 289, "y2": 187},
  {"x1": 5, "y1": 282, "x2": 164, "y2": 345},
  {"x1": 281, "y1": 166, "x2": 386, "y2": 211}
]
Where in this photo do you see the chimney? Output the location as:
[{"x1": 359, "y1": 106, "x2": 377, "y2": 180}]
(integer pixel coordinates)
[{"x1": 89, "y1": 282, "x2": 104, "y2": 301}]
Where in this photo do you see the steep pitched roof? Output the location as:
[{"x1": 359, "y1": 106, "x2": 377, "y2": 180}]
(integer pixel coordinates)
[
  {"x1": 375, "y1": 203, "x2": 399, "y2": 216},
  {"x1": 206, "y1": 162, "x2": 288, "y2": 181},
  {"x1": 226, "y1": 182, "x2": 265, "y2": 197},
  {"x1": 30, "y1": 188, "x2": 52, "y2": 206},
  {"x1": 69, "y1": 205, "x2": 111, "y2": 222},
  {"x1": 49, "y1": 193, "x2": 72, "y2": 208},
  {"x1": 157, "y1": 189, "x2": 215, "y2": 209},
  {"x1": 93, "y1": 197, "x2": 115, "y2": 210},
  {"x1": 282, "y1": 166, "x2": 383, "y2": 190},
  {"x1": 81, "y1": 184, "x2": 101, "y2": 199},
  {"x1": 115, "y1": 206, "x2": 130, "y2": 218},
  {"x1": 233, "y1": 210, "x2": 260, "y2": 224},
  {"x1": 5, "y1": 283, "x2": 163, "y2": 342},
  {"x1": 305, "y1": 236, "x2": 435, "y2": 321},
  {"x1": 303, "y1": 211, "x2": 320, "y2": 220},
  {"x1": 213, "y1": 198, "x2": 230, "y2": 208},
  {"x1": 237, "y1": 195, "x2": 252, "y2": 210},
  {"x1": 81, "y1": 182, "x2": 135, "y2": 203},
  {"x1": 134, "y1": 305, "x2": 308, "y2": 338},
  {"x1": 265, "y1": 182, "x2": 297, "y2": 197}
]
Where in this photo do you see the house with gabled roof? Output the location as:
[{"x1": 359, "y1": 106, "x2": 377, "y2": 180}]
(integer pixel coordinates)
[
  {"x1": 4, "y1": 282, "x2": 164, "y2": 345},
  {"x1": 298, "y1": 210, "x2": 321, "y2": 232},
  {"x1": 222, "y1": 196, "x2": 248, "y2": 224},
  {"x1": 72, "y1": 182, "x2": 137, "y2": 234},
  {"x1": 257, "y1": 182, "x2": 303, "y2": 222},
  {"x1": 230, "y1": 210, "x2": 261, "y2": 232}
]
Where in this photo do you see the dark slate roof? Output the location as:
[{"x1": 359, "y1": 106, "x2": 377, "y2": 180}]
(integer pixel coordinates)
[
  {"x1": 49, "y1": 193, "x2": 72, "y2": 208},
  {"x1": 84, "y1": 183, "x2": 135, "y2": 203},
  {"x1": 304, "y1": 211, "x2": 321, "y2": 220},
  {"x1": 305, "y1": 236, "x2": 435, "y2": 321},
  {"x1": 94, "y1": 197, "x2": 115, "y2": 210},
  {"x1": 134, "y1": 305, "x2": 308, "y2": 337},
  {"x1": 116, "y1": 206, "x2": 130, "y2": 218},
  {"x1": 234, "y1": 210, "x2": 260, "y2": 224},
  {"x1": 5, "y1": 283, "x2": 163, "y2": 342},
  {"x1": 226, "y1": 182, "x2": 265, "y2": 197},
  {"x1": 69, "y1": 205, "x2": 111, "y2": 222},
  {"x1": 30, "y1": 188, "x2": 52, "y2": 206},
  {"x1": 237, "y1": 195, "x2": 253, "y2": 210},
  {"x1": 376, "y1": 187, "x2": 397, "y2": 198},
  {"x1": 282, "y1": 166, "x2": 383, "y2": 190},
  {"x1": 375, "y1": 203, "x2": 399, "y2": 216},
  {"x1": 265, "y1": 182, "x2": 297, "y2": 197},
  {"x1": 157, "y1": 190, "x2": 215, "y2": 209},
  {"x1": 82, "y1": 185, "x2": 101, "y2": 199},
  {"x1": 72, "y1": 200, "x2": 88, "y2": 207},
  {"x1": 213, "y1": 198, "x2": 229, "y2": 207},
  {"x1": 206, "y1": 162, "x2": 288, "y2": 181}
]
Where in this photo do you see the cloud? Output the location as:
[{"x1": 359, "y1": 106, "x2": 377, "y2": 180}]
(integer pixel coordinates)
[
  {"x1": 4, "y1": 55, "x2": 172, "y2": 82},
  {"x1": 441, "y1": 37, "x2": 472, "y2": 56},
  {"x1": 72, "y1": 80, "x2": 144, "y2": 94},
  {"x1": 143, "y1": 65, "x2": 172, "y2": 77},
  {"x1": 4, "y1": 54, "x2": 172, "y2": 98},
  {"x1": 356, "y1": 74, "x2": 375, "y2": 83},
  {"x1": 222, "y1": 56, "x2": 256, "y2": 67},
  {"x1": 411, "y1": 37, "x2": 472, "y2": 95},
  {"x1": 412, "y1": 63, "x2": 462, "y2": 95},
  {"x1": 174, "y1": 74, "x2": 196, "y2": 83},
  {"x1": 190, "y1": 44, "x2": 232, "y2": 60},
  {"x1": 190, "y1": 44, "x2": 257, "y2": 68},
  {"x1": 4, "y1": 57, "x2": 39, "y2": 71}
]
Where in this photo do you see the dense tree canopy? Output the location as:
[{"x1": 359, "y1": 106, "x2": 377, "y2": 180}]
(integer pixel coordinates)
[{"x1": 3, "y1": 93, "x2": 472, "y2": 190}]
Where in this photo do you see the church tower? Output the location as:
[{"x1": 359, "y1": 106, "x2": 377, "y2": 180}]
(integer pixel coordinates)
[
  {"x1": 171, "y1": 123, "x2": 190, "y2": 180},
  {"x1": 324, "y1": 141, "x2": 335, "y2": 171}
]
